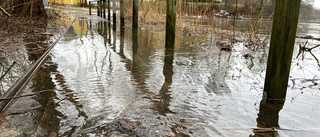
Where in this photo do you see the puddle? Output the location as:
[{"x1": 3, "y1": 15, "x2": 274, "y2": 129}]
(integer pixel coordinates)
[{"x1": 0, "y1": 16, "x2": 320, "y2": 136}]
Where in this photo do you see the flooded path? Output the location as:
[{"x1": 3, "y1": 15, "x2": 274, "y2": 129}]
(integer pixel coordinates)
[{"x1": 0, "y1": 15, "x2": 320, "y2": 136}]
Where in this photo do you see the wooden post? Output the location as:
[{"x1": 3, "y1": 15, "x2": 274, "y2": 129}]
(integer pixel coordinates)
[
  {"x1": 263, "y1": 0, "x2": 301, "y2": 100},
  {"x1": 113, "y1": 0, "x2": 116, "y2": 23},
  {"x1": 120, "y1": 0, "x2": 124, "y2": 27},
  {"x1": 103, "y1": 0, "x2": 106, "y2": 18},
  {"x1": 108, "y1": 0, "x2": 111, "y2": 21},
  {"x1": 89, "y1": 2, "x2": 91, "y2": 15},
  {"x1": 97, "y1": 1, "x2": 100, "y2": 16},
  {"x1": 100, "y1": 0, "x2": 103, "y2": 17},
  {"x1": 165, "y1": 0, "x2": 177, "y2": 50},
  {"x1": 133, "y1": 0, "x2": 138, "y2": 31}
]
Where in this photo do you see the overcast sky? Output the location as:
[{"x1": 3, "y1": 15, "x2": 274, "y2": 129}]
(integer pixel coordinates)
[{"x1": 314, "y1": 0, "x2": 320, "y2": 9}]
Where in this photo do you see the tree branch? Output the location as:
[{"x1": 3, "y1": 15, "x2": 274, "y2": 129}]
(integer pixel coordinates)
[{"x1": 0, "y1": 6, "x2": 11, "y2": 17}]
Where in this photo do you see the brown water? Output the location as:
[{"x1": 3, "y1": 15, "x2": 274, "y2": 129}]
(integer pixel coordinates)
[{"x1": 0, "y1": 16, "x2": 320, "y2": 136}]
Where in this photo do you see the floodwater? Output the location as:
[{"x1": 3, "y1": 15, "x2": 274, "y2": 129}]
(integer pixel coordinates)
[{"x1": 0, "y1": 15, "x2": 320, "y2": 137}]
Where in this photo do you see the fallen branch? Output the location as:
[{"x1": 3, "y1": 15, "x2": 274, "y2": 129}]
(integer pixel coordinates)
[
  {"x1": 0, "y1": 89, "x2": 53, "y2": 101},
  {"x1": 296, "y1": 35, "x2": 320, "y2": 41}
]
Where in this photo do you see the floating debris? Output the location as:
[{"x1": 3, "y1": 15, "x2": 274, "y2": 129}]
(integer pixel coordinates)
[{"x1": 116, "y1": 119, "x2": 147, "y2": 137}]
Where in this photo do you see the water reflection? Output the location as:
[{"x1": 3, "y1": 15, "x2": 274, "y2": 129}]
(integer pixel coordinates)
[
  {"x1": 1, "y1": 55, "x2": 62, "y2": 136},
  {"x1": 1, "y1": 17, "x2": 320, "y2": 136},
  {"x1": 153, "y1": 46, "x2": 174, "y2": 115}
]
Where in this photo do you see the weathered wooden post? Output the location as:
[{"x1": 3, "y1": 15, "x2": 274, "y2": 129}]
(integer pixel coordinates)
[
  {"x1": 97, "y1": 1, "x2": 100, "y2": 16},
  {"x1": 108, "y1": 0, "x2": 111, "y2": 21},
  {"x1": 120, "y1": 0, "x2": 124, "y2": 27},
  {"x1": 263, "y1": 0, "x2": 301, "y2": 102},
  {"x1": 165, "y1": 0, "x2": 177, "y2": 50},
  {"x1": 100, "y1": 0, "x2": 103, "y2": 17},
  {"x1": 133, "y1": 0, "x2": 138, "y2": 31},
  {"x1": 103, "y1": 0, "x2": 106, "y2": 18},
  {"x1": 89, "y1": 2, "x2": 92, "y2": 15},
  {"x1": 113, "y1": 0, "x2": 116, "y2": 24}
]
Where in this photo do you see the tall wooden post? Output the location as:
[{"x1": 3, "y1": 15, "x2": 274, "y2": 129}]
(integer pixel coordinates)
[
  {"x1": 103, "y1": 0, "x2": 106, "y2": 18},
  {"x1": 120, "y1": 0, "x2": 124, "y2": 27},
  {"x1": 89, "y1": 2, "x2": 92, "y2": 15},
  {"x1": 113, "y1": 0, "x2": 116, "y2": 24},
  {"x1": 100, "y1": 1, "x2": 103, "y2": 17},
  {"x1": 263, "y1": 0, "x2": 301, "y2": 100},
  {"x1": 165, "y1": 0, "x2": 177, "y2": 50},
  {"x1": 108, "y1": 0, "x2": 111, "y2": 21},
  {"x1": 133, "y1": 0, "x2": 138, "y2": 30},
  {"x1": 97, "y1": 1, "x2": 100, "y2": 16}
]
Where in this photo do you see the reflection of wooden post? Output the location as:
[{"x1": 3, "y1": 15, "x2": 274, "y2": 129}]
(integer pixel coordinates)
[
  {"x1": 120, "y1": 0, "x2": 124, "y2": 27},
  {"x1": 120, "y1": 25, "x2": 124, "y2": 55},
  {"x1": 165, "y1": 0, "x2": 176, "y2": 50},
  {"x1": 89, "y1": 2, "x2": 91, "y2": 15},
  {"x1": 133, "y1": 0, "x2": 138, "y2": 30},
  {"x1": 263, "y1": 0, "x2": 301, "y2": 100}
]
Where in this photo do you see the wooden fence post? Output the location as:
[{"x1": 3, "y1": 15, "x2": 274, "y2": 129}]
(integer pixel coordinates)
[
  {"x1": 97, "y1": 1, "x2": 100, "y2": 16},
  {"x1": 103, "y1": 0, "x2": 106, "y2": 18},
  {"x1": 165, "y1": 0, "x2": 177, "y2": 50},
  {"x1": 120, "y1": 0, "x2": 124, "y2": 27},
  {"x1": 89, "y1": 2, "x2": 91, "y2": 15},
  {"x1": 108, "y1": 0, "x2": 111, "y2": 21},
  {"x1": 263, "y1": 0, "x2": 301, "y2": 100},
  {"x1": 133, "y1": 0, "x2": 138, "y2": 30},
  {"x1": 113, "y1": 0, "x2": 116, "y2": 24}
]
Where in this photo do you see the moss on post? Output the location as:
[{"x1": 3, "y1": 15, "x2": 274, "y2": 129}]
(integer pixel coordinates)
[{"x1": 263, "y1": 0, "x2": 301, "y2": 100}]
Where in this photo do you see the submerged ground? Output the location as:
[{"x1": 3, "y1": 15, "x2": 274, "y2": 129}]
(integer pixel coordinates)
[{"x1": 0, "y1": 6, "x2": 320, "y2": 137}]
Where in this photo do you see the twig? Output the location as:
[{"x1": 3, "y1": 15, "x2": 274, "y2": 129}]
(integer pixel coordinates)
[
  {"x1": 250, "y1": 0, "x2": 269, "y2": 37},
  {"x1": 0, "y1": 6, "x2": 10, "y2": 17},
  {"x1": 0, "y1": 61, "x2": 16, "y2": 81},
  {"x1": 0, "y1": 89, "x2": 53, "y2": 101},
  {"x1": 310, "y1": 44, "x2": 320, "y2": 50},
  {"x1": 309, "y1": 51, "x2": 320, "y2": 68}
]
